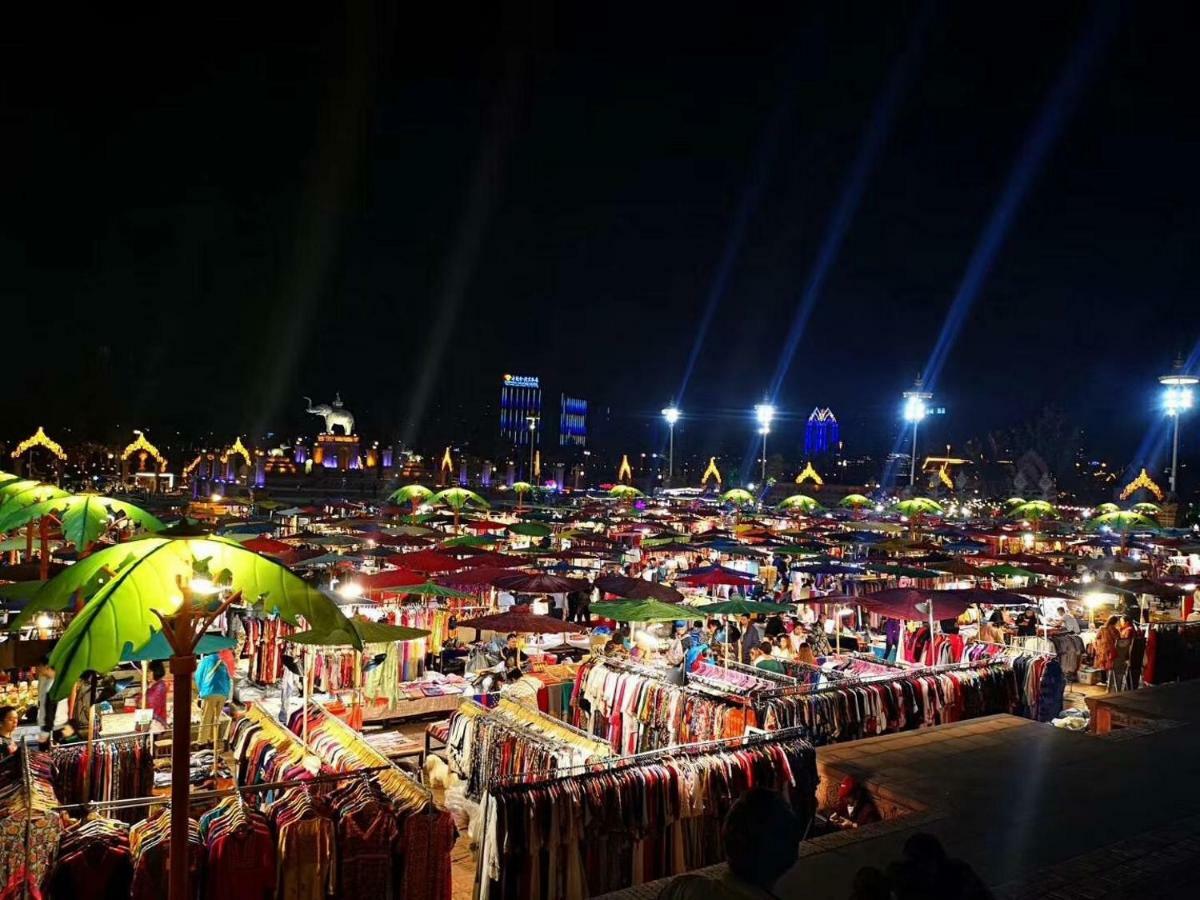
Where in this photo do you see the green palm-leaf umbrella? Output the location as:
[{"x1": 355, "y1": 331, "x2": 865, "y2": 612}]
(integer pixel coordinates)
[
  {"x1": 399, "y1": 581, "x2": 476, "y2": 600},
  {"x1": 894, "y1": 497, "x2": 944, "y2": 517},
  {"x1": 696, "y1": 597, "x2": 796, "y2": 615},
  {"x1": 1004, "y1": 496, "x2": 1027, "y2": 509},
  {"x1": 1006, "y1": 500, "x2": 1057, "y2": 539},
  {"x1": 0, "y1": 493, "x2": 164, "y2": 551},
  {"x1": 511, "y1": 481, "x2": 535, "y2": 512},
  {"x1": 1085, "y1": 511, "x2": 1160, "y2": 534},
  {"x1": 428, "y1": 487, "x2": 489, "y2": 532},
  {"x1": 1130, "y1": 502, "x2": 1160, "y2": 516},
  {"x1": 0, "y1": 480, "x2": 69, "y2": 513},
  {"x1": 778, "y1": 494, "x2": 823, "y2": 513},
  {"x1": 720, "y1": 489, "x2": 755, "y2": 507},
  {"x1": 608, "y1": 485, "x2": 644, "y2": 501},
  {"x1": 25, "y1": 535, "x2": 352, "y2": 699},
  {"x1": 838, "y1": 494, "x2": 874, "y2": 510},
  {"x1": 1094, "y1": 502, "x2": 1120, "y2": 515},
  {"x1": 387, "y1": 484, "x2": 434, "y2": 513}
]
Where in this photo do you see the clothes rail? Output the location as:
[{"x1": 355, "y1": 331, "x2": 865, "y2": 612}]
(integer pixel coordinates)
[
  {"x1": 462, "y1": 696, "x2": 604, "y2": 745},
  {"x1": 492, "y1": 722, "x2": 815, "y2": 784},
  {"x1": 757, "y1": 657, "x2": 1012, "y2": 698},
  {"x1": 50, "y1": 765, "x2": 394, "y2": 815},
  {"x1": 301, "y1": 700, "x2": 433, "y2": 805},
  {"x1": 973, "y1": 639, "x2": 1055, "y2": 659},
  {"x1": 719, "y1": 659, "x2": 801, "y2": 685},
  {"x1": 601, "y1": 656, "x2": 752, "y2": 703}
]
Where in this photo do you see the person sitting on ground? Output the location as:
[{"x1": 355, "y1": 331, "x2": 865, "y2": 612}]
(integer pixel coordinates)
[
  {"x1": 887, "y1": 832, "x2": 993, "y2": 899},
  {"x1": 657, "y1": 787, "x2": 804, "y2": 899},
  {"x1": 751, "y1": 640, "x2": 785, "y2": 674},
  {"x1": 828, "y1": 776, "x2": 881, "y2": 829}
]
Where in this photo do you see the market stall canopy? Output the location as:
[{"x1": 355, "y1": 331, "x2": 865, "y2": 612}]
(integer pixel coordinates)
[
  {"x1": 288, "y1": 615, "x2": 431, "y2": 646},
  {"x1": 591, "y1": 599, "x2": 687, "y2": 622},
  {"x1": 239, "y1": 535, "x2": 293, "y2": 556},
  {"x1": 507, "y1": 522, "x2": 552, "y2": 538},
  {"x1": 858, "y1": 588, "x2": 971, "y2": 620},
  {"x1": 977, "y1": 564, "x2": 1039, "y2": 579},
  {"x1": 594, "y1": 575, "x2": 683, "y2": 603},
  {"x1": 456, "y1": 605, "x2": 587, "y2": 634},
  {"x1": 492, "y1": 572, "x2": 589, "y2": 594},
  {"x1": 360, "y1": 568, "x2": 425, "y2": 591},
  {"x1": 676, "y1": 565, "x2": 756, "y2": 587},
  {"x1": 385, "y1": 550, "x2": 464, "y2": 573},
  {"x1": 695, "y1": 597, "x2": 796, "y2": 616}
]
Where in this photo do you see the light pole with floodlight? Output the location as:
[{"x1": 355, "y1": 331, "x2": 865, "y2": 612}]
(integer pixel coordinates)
[
  {"x1": 526, "y1": 416, "x2": 538, "y2": 483},
  {"x1": 662, "y1": 406, "x2": 680, "y2": 486},
  {"x1": 1160, "y1": 360, "x2": 1198, "y2": 497},
  {"x1": 754, "y1": 403, "x2": 775, "y2": 487},
  {"x1": 902, "y1": 376, "x2": 931, "y2": 488}
]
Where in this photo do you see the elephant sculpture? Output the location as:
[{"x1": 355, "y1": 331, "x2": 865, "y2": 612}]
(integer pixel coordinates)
[{"x1": 304, "y1": 394, "x2": 355, "y2": 435}]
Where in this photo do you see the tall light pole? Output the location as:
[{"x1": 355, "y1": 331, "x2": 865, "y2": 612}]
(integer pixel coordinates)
[
  {"x1": 662, "y1": 406, "x2": 680, "y2": 486},
  {"x1": 1160, "y1": 361, "x2": 1198, "y2": 497},
  {"x1": 754, "y1": 403, "x2": 775, "y2": 487},
  {"x1": 526, "y1": 416, "x2": 538, "y2": 483},
  {"x1": 902, "y1": 377, "x2": 931, "y2": 488}
]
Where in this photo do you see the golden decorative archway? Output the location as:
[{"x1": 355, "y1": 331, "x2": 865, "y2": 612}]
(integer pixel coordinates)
[
  {"x1": 794, "y1": 461, "x2": 824, "y2": 487},
  {"x1": 617, "y1": 454, "x2": 633, "y2": 483},
  {"x1": 1120, "y1": 468, "x2": 1164, "y2": 502},
  {"x1": 221, "y1": 436, "x2": 252, "y2": 468},
  {"x1": 440, "y1": 446, "x2": 454, "y2": 477},
  {"x1": 121, "y1": 431, "x2": 167, "y2": 471},
  {"x1": 182, "y1": 455, "x2": 204, "y2": 477},
  {"x1": 701, "y1": 456, "x2": 722, "y2": 488},
  {"x1": 10, "y1": 426, "x2": 66, "y2": 461}
]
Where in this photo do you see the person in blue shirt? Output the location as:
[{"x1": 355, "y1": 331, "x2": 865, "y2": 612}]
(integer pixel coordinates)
[{"x1": 195, "y1": 650, "x2": 231, "y2": 747}]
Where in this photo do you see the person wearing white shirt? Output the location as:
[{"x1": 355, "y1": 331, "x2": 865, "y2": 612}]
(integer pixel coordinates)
[
  {"x1": 1058, "y1": 607, "x2": 1081, "y2": 634},
  {"x1": 497, "y1": 590, "x2": 516, "y2": 611}
]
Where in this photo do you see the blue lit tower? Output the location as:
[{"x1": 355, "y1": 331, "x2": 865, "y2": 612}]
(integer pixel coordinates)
[{"x1": 804, "y1": 408, "x2": 840, "y2": 457}]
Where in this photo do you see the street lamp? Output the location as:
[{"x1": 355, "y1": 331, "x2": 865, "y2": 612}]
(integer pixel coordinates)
[
  {"x1": 662, "y1": 406, "x2": 680, "y2": 486},
  {"x1": 526, "y1": 416, "x2": 538, "y2": 483},
  {"x1": 754, "y1": 403, "x2": 775, "y2": 487},
  {"x1": 1160, "y1": 360, "x2": 1198, "y2": 497},
  {"x1": 902, "y1": 377, "x2": 931, "y2": 488}
]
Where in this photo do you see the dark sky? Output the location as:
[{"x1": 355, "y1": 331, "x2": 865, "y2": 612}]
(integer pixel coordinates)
[{"x1": 3, "y1": 2, "x2": 1198, "y2": 468}]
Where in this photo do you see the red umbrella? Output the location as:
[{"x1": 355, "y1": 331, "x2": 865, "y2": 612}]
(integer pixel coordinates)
[
  {"x1": 493, "y1": 572, "x2": 590, "y2": 594},
  {"x1": 464, "y1": 520, "x2": 510, "y2": 532},
  {"x1": 456, "y1": 605, "x2": 588, "y2": 634},
  {"x1": 386, "y1": 550, "x2": 463, "y2": 573},
  {"x1": 436, "y1": 567, "x2": 529, "y2": 588},
  {"x1": 676, "y1": 566, "x2": 756, "y2": 588},
  {"x1": 241, "y1": 536, "x2": 293, "y2": 556},
  {"x1": 361, "y1": 568, "x2": 426, "y2": 591},
  {"x1": 456, "y1": 552, "x2": 527, "y2": 569}
]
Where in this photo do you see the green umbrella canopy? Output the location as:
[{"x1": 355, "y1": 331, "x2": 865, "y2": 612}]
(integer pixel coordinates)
[
  {"x1": 977, "y1": 564, "x2": 1038, "y2": 578},
  {"x1": 1094, "y1": 502, "x2": 1120, "y2": 515},
  {"x1": 864, "y1": 562, "x2": 936, "y2": 578},
  {"x1": 0, "y1": 494, "x2": 164, "y2": 549},
  {"x1": 441, "y1": 534, "x2": 497, "y2": 548},
  {"x1": 288, "y1": 614, "x2": 430, "y2": 646},
  {"x1": 839, "y1": 494, "x2": 874, "y2": 509},
  {"x1": 1006, "y1": 500, "x2": 1057, "y2": 521},
  {"x1": 400, "y1": 581, "x2": 475, "y2": 599},
  {"x1": 778, "y1": 494, "x2": 823, "y2": 513},
  {"x1": 1130, "y1": 502, "x2": 1160, "y2": 515},
  {"x1": 388, "y1": 484, "x2": 434, "y2": 505},
  {"x1": 428, "y1": 488, "x2": 489, "y2": 511},
  {"x1": 1085, "y1": 511, "x2": 1160, "y2": 534},
  {"x1": 591, "y1": 599, "x2": 687, "y2": 622},
  {"x1": 774, "y1": 544, "x2": 825, "y2": 557},
  {"x1": 30, "y1": 535, "x2": 352, "y2": 701},
  {"x1": 609, "y1": 485, "x2": 644, "y2": 500},
  {"x1": 511, "y1": 481, "x2": 535, "y2": 495},
  {"x1": 893, "y1": 498, "x2": 944, "y2": 517},
  {"x1": 696, "y1": 597, "x2": 796, "y2": 616},
  {"x1": 508, "y1": 522, "x2": 551, "y2": 538},
  {"x1": 720, "y1": 489, "x2": 755, "y2": 507},
  {"x1": 0, "y1": 481, "x2": 69, "y2": 517},
  {"x1": 122, "y1": 630, "x2": 235, "y2": 662},
  {"x1": 1004, "y1": 497, "x2": 1027, "y2": 508}
]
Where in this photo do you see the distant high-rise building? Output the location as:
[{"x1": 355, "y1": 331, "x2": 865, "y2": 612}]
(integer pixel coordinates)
[
  {"x1": 499, "y1": 374, "x2": 541, "y2": 447},
  {"x1": 559, "y1": 395, "x2": 587, "y2": 447},
  {"x1": 804, "y1": 408, "x2": 840, "y2": 456}
]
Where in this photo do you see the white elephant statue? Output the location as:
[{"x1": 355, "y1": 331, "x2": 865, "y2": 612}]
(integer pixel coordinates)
[{"x1": 304, "y1": 395, "x2": 355, "y2": 435}]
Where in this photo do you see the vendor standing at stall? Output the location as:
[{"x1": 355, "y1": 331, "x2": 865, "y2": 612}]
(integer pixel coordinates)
[{"x1": 196, "y1": 650, "x2": 231, "y2": 747}]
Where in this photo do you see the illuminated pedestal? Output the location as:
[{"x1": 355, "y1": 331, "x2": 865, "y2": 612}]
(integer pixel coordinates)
[{"x1": 313, "y1": 433, "x2": 361, "y2": 470}]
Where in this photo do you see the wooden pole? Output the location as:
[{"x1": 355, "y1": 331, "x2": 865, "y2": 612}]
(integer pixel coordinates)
[{"x1": 302, "y1": 647, "x2": 311, "y2": 746}]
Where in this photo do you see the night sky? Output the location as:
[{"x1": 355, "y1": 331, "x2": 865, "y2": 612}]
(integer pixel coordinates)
[{"x1": 4, "y1": 2, "x2": 1198, "y2": 468}]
